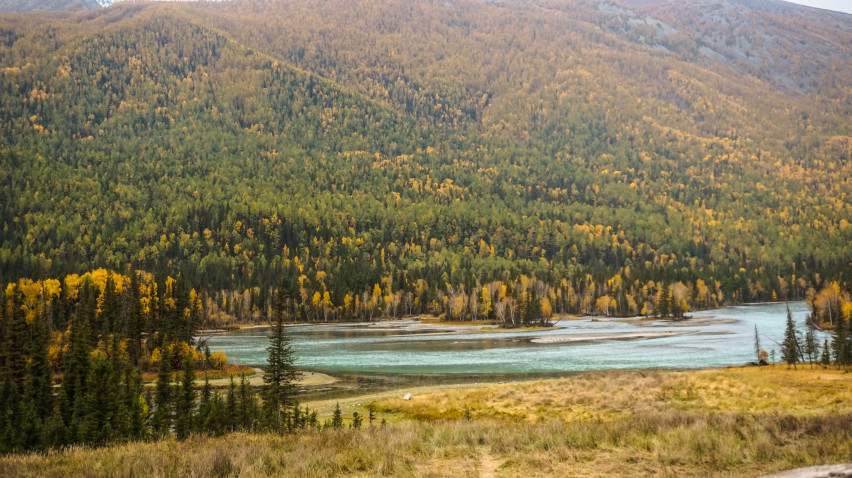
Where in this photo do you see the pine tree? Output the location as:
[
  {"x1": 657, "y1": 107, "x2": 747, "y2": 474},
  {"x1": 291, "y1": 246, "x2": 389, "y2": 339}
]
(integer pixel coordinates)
[
  {"x1": 331, "y1": 402, "x2": 343, "y2": 429},
  {"x1": 206, "y1": 389, "x2": 226, "y2": 435},
  {"x1": 100, "y1": 274, "x2": 119, "y2": 336},
  {"x1": 821, "y1": 338, "x2": 832, "y2": 366},
  {"x1": 174, "y1": 356, "x2": 196, "y2": 440},
  {"x1": 225, "y1": 375, "x2": 237, "y2": 432},
  {"x1": 804, "y1": 329, "x2": 818, "y2": 369},
  {"x1": 26, "y1": 313, "x2": 53, "y2": 444},
  {"x1": 0, "y1": 377, "x2": 21, "y2": 452},
  {"x1": 43, "y1": 391, "x2": 67, "y2": 448},
  {"x1": 63, "y1": 280, "x2": 94, "y2": 424},
  {"x1": 6, "y1": 288, "x2": 30, "y2": 387},
  {"x1": 198, "y1": 370, "x2": 213, "y2": 434},
  {"x1": 832, "y1": 317, "x2": 849, "y2": 366},
  {"x1": 262, "y1": 286, "x2": 297, "y2": 434},
  {"x1": 781, "y1": 305, "x2": 799, "y2": 368},
  {"x1": 123, "y1": 364, "x2": 149, "y2": 441},
  {"x1": 126, "y1": 271, "x2": 145, "y2": 365},
  {"x1": 78, "y1": 353, "x2": 119, "y2": 446},
  {"x1": 152, "y1": 347, "x2": 173, "y2": 437}
]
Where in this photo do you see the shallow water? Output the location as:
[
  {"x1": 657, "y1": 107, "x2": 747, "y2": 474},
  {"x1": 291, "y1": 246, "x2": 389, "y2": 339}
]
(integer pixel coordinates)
[{"x1": 202, "y1": 302, "x2": 822, "y2": 374}]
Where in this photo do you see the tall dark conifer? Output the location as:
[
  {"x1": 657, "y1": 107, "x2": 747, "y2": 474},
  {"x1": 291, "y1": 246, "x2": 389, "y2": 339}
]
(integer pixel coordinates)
[
  {"x1": 63, "y1": 281, "x2": 93, "y2": 426},
  {"x1": 27, "y1": 314, "x2": 53, "y2": 420},
  {"x1": 78, "y1": 353, "x2": 120, "y2": 446},
  {"x1": 100, "y1": 274, "x2": 119, "y2": 336},
  {"x1": 152, "y1": 347, "x2": 173, "y2": 437},
  {"x1": 782, "y1": 305, "x2": 800, "y2": 368},
  {"x1": 262, "y1": 285, "x2": 297, "y2": 433},
  {"x1": 174, "y1": 356, "x2": 196, "y2": 440}
]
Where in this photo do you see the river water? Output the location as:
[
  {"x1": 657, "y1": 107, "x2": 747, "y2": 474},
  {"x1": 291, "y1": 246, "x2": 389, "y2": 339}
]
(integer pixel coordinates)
[{"x1": 202, "y1": 302, "x2": 822, "y2": 375}]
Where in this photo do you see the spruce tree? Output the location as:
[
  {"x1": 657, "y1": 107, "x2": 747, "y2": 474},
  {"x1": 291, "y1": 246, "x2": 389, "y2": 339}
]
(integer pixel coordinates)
[
  {"x1": 0, "y1": 378, "x2": 21, "y2": 452},
  {"x1": 821, "y1": 338, "x2": 832, "y2": 366},
  {"x1": 804, "y1": 329, "x2": 818, "y2": 368},
  {"x1": 331, "y1": 402, "x2": 343, "y2": 429},
  {"x1": 43, "y1": 391, "x2": 67, "y2": 448},
  {"x1": 174, "y1": 356, "x2": 196, "y2": 440},
  {"x1": 237, "y1": 373, "x2": 259, "y2": 432},
  {"x1": 78, "y1": 353, "x2": 119, "y2": 446},
  {"x1": 123, "y1": 363, "x2": 148, "y2": 440},
  {"x1": 26, "y1": 314, "x2": 53, "y2": 443},
  {"x1": 63, "y1": 280, "x2": 94, "y2": 423},
  {"x1": 781, "y1": 305, "x2": 799, "y2": 368},
  {"x1": 225, "y1": 376, "x2": 237, "y2": 432},
  {"x1": 262, "y1": 286, "x2": 297, "y2": 433},
  {"x1": 152, "y1": 347, "x2": 173, "y2": 437},
  {"x1": 100, "y1": 274, "x2": 119, "y2": 336},
  {"x1": 198, "y1": 370, "x2": 212, "y2": 434},
  {"x1": 833, "y1": 317, "x2": 849, "y2": 366}
]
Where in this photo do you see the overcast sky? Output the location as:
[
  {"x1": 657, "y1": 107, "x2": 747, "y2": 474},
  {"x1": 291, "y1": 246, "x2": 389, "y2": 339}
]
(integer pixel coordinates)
[{"x1": 784, "y1": 0, "x2": 852, "y2": 14}]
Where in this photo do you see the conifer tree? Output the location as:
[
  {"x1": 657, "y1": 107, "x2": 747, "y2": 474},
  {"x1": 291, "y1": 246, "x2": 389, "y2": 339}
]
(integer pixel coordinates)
[
  {"x1": 100, "y1": 274, "x2": 119, "y2": 336},
  {"x1": 122, "y1": 363, "x2": 148, "y2": 440},
  {"x1": 152, "y1": 347, "x2": 173, "y2": 437},
  {"x1": 781, "y1": 305, "x2": 799, "y2": 368},
  {"x1": 237, "y1": 373, "x2": 259, "y2": 432},
  {"x1": 262, "y1": 286, "x2": 297, "y2": 433},
  {"x1": 832, "y1": 317, "x2": 849, "y2": 366},
  {"x1": 225, "y1": 375, "x2": 237, "y2": 433},
  {"x1": 62, "y1": 285, "x2": 93, "y2": 431},
  {"x1": 821, "y1": 338, "x2": 832, "y2": 366},
  {"x1": 804, "y1": 329, "x2": 818, "y2": 369},
  {"x1": 78, "y1": 353, "x2": 119, "y2": 446},
  {"x1": 27, "y1": 314, "x2": 53, "y2": 431},
  {"x1": 43, "y1": 390, "x2": 67, "y2": 449},
  {"x1": 198, "y1": 369, "x2": 213, "y2": 434},
  {"x1": 175, "y1": 356, "x2": 196, "y2": 440},
  {"x1": 126, "y1": 271, "x2": 145, "y2": 365},
  {"x1": 331, "y1": 402, "x2": 343, "y2": 429}
]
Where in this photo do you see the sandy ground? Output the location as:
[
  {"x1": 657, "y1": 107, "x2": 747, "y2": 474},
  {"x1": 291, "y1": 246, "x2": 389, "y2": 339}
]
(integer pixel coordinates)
[
  {"x1": 201, "y1": 369, "x2": 337, "y2": 388},
  {"x1": 530, "y1": 330, "x2": 690, "y2": 344}
]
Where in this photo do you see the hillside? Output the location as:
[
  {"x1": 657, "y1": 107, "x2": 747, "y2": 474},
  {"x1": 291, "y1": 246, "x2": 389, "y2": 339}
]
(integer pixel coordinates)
[
  {"x1": 0, "y1": 0, "x2": 851, "y2": 322},
  {"x1": 0, "y1": 0, "x2": 102, "y2": 13}
]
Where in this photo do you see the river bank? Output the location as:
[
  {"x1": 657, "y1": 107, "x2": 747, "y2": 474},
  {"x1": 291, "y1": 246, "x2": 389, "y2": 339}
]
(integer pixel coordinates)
[{"x1": 4, "y1": 365, "x2": 850, "y2": 477}]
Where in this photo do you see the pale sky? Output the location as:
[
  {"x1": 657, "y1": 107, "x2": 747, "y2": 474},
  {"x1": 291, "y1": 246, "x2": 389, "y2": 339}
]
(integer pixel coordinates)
[{"x1": 784, "y1": 0, "x2": 852, "y2": 15}]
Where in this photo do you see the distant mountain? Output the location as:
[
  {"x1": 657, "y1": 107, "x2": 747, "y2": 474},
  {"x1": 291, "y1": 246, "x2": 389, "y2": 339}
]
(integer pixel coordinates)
[
  {"x1": 0, "y1": 0, "x2": 850, "y2": 317},
  {"x1": 0, "y1": 0, "x2": 103, "y2": 12}
]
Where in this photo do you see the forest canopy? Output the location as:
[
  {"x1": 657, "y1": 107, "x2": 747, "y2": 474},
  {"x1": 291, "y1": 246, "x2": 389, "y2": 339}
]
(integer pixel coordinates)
[{"x1": 0, "y1": 0, "x2": 850, "y2": 323}]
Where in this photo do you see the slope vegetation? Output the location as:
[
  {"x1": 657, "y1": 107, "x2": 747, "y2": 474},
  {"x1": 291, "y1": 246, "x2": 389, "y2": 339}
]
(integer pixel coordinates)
[{"x1": 0, "y1": 0, "x2": 850, "y2": 321}]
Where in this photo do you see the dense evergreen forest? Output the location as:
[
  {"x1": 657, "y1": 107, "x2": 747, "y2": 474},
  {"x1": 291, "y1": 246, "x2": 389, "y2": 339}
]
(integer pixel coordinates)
[
  {"x1": 0, "y1": 268, "x2": 353, "y2": 452},
  {"x1": 0, "y1": 0, "x2": 850, "y2": 326}
]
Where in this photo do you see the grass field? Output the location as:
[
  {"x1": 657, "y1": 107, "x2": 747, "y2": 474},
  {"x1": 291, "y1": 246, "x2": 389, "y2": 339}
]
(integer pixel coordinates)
[{"x1": 2, "y1": 365, "x2": 850, "y2": 477}]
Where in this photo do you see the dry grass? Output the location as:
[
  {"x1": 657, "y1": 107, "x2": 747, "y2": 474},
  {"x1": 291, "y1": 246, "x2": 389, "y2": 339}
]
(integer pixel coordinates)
[{"x1": 3, "y1": 366, "x2": 851, "y2": 477}]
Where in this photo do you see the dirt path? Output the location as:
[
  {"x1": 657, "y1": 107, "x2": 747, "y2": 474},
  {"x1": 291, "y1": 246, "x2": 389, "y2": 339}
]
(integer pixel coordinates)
[{"x1": 477, "y1": 447, "x2": 500, "y2": 478}]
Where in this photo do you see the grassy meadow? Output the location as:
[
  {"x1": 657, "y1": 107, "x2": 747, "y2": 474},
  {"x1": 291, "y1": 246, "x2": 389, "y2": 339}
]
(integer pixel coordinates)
[{"x1": 2, "y1": 366, "x2": 850, "y2": 477}]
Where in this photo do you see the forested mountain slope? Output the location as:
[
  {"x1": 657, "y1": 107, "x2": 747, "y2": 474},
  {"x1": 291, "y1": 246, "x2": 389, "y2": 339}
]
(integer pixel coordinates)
[{"x1": 1, "y1": 0, "x2": 850, "y2": 322}]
